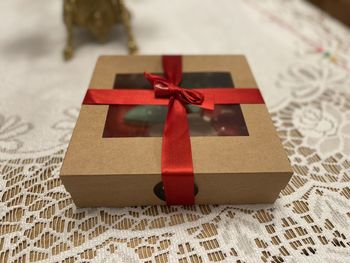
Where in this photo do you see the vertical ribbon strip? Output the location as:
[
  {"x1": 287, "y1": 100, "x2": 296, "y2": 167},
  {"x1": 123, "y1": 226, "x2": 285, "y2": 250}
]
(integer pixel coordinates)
[{"x1": 146, "y1": 56, "x2": 197, "y2": 205}]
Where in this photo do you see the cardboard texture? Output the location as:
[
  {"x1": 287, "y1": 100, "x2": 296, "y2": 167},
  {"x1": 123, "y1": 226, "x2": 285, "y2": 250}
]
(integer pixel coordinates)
[{"x1": 60, "y1": 55, "x2": 293, "y2": 207}]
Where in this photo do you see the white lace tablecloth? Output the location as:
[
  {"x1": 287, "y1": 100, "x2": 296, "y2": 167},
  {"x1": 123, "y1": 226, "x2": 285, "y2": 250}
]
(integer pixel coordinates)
[{"x1": 1, "y1": 0, "x2": 350, "y2": 262}]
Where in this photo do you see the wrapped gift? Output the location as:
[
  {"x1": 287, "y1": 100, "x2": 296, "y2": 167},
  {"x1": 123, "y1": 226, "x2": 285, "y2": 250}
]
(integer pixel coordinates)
[{"x1": 60, "y1": 55, "x2": 293, "y2": 207}]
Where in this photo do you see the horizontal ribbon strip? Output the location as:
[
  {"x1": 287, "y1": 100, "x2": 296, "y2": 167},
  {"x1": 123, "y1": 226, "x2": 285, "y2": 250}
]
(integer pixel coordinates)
[{"x1": 83, "y1": 88, "x2": 264, "y2": 108}]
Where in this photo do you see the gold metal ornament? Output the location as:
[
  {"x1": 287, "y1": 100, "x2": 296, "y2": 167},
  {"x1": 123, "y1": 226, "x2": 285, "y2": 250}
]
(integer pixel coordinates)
[{"x1": 63, "y1": 0, "x2": 138, "y2": 60}]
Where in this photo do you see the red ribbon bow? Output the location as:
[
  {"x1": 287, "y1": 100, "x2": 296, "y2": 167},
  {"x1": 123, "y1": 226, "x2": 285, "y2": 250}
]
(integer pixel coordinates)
[
  {"x1": 83, "y1": 55, "x2": 264, "y2": 205},
  {"x1": 144, "y1": 72, "x2": 204, "y2": 105}
]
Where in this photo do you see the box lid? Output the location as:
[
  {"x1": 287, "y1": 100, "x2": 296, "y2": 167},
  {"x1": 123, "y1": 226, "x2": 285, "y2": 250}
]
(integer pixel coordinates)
[{"x1": 61, "y1": 55, "x2": 293, "y2": 177}]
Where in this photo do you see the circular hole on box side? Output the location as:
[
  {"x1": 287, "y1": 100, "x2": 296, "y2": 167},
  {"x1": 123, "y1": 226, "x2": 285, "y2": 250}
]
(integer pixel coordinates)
[{"x1": 153, "y1": 182, "x2": 198, "y2": 201}]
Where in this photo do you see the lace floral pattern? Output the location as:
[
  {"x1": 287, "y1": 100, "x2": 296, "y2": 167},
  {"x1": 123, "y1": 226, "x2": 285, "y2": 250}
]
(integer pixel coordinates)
[
  {"x1": 52, "y1": 108, "x2": 80, "y2": 143},
  {"x1": 0, "y1": 115, "x2": 33, "y2": 153},
  {"x1": 0, "y1": 0, "x2": 350, "y2": 262},
  {"x1": 292, "y1": 101, "x2": 350, "y2": 156},
  {"x1": 276, "y1": 60, "x2": 349, "y2": 103}
]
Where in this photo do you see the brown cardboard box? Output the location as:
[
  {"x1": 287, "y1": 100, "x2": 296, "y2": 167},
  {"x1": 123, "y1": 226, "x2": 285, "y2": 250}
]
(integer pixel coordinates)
[{"x1": 60, "y1": 55, "x2": 293, "y2": 207}]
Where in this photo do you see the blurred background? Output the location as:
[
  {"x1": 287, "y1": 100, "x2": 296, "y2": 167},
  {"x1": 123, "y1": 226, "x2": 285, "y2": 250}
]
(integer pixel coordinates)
[
  {"x1": 1, "y1": 0, "x2": 349, "y2": 154},
  {"x1": 0, "y1": 1, "x2": 350, "y2": 262}
]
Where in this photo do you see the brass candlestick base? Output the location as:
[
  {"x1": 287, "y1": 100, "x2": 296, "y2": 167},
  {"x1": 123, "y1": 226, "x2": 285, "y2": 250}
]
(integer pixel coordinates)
[{"x1": 63, "y1": 0, "x2": 138, "y2": 60}]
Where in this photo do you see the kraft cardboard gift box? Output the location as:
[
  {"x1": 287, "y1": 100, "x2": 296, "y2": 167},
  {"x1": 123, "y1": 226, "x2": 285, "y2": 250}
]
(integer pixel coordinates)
[{"x1": 60, "y1": 55, "x2": 293, "y2": 207}]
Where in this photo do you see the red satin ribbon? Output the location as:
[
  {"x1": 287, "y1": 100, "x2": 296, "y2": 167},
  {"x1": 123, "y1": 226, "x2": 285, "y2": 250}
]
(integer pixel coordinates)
[
  {"x1": 83, "y1": 55, "x2": 265, "y2": 205},
  {"x1": 149, "y1": 56, "x2": 196, "y2": 205},
  {"x1": 84, "y1": 88, "x2": 263, "y2": 109}
]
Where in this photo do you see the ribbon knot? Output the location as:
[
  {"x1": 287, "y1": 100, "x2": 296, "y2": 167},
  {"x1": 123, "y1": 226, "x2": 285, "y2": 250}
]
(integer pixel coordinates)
[{"x1": 144, "y1": 72, "x2": 204, "y2": 106}]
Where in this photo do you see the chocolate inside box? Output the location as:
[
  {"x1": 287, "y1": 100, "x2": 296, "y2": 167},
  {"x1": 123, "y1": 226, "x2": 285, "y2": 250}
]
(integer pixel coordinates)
[{"x1": 103, "y1": 72, "x2": 249, "y2": 137}]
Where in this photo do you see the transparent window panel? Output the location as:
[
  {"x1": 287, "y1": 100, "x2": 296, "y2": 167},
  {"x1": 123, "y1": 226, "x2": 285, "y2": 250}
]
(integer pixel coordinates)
[{"x1": 103, "y1": 72, "x2": 249, "y2": 137}]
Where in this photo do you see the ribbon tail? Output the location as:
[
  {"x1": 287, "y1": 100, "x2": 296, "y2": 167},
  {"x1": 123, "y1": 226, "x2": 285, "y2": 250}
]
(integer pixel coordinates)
[{"x1": 162, "y1": 97, "x2": 195, "y2": 205}]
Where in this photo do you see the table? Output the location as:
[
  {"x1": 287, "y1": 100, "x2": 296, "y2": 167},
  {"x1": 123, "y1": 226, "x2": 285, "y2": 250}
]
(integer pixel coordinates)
[{"x1": 0, "y1": 0, "x2": 349, "y2": 262}]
